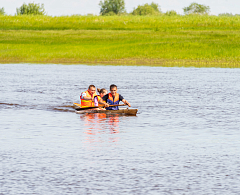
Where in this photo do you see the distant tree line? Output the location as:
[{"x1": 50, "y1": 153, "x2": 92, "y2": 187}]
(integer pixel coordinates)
[
  {"x1": 131, "y1": 2, "x2": 161, "y2": 16},
  {"x1": 98, "y1": 1, "x2": 239, "y2": 16},
  {"x1": 0, "y1": 7, "x2": 5, "y2": 15},
  {"x1": 16, "y1": 3, "x2": 45, "y2": 15},
  {"x1": 0, "y1": 3, "x2": 45, "y2": 16},
  {"x1": 183, "y1": 2, "x2": 210, "y2": 15},
  {"x1": 0, "y1": 2, "x2": 239, "y2": 16}
]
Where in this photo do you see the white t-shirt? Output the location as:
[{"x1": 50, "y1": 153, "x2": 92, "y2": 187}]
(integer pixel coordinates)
[{"x1": 80, "y1": 92, "x2": 86, "y2": 99}]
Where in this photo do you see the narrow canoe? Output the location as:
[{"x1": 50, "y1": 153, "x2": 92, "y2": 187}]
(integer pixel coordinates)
[
  {"x1": 75, "y1": 108, "x2": 138, "y2": 115},
  {"x1": 73, "y1": 103, "x2": 138, "y2": 116}
]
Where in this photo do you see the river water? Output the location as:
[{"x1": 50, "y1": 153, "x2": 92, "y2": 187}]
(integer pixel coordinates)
[{"x1": 1, "y1": 64, "x2": 240, "y2": 194}]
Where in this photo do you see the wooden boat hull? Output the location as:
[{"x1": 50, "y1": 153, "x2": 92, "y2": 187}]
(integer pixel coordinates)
[
  {"x1": 75, "y1": 108, "x2": 138, "y2": 115},
  {"x1": 73, "y1": 103, "x2": 137, "y2": 115}
]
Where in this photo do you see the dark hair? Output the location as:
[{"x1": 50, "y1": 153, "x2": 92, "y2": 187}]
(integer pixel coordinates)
[
  {"x1": 97, "y1": 88, "x2": 107, "y2": 94},
  {"x1": 110, "y1": 84, "x2": 117, "y2": 90},
  {"x1": 88, "y1": 85, "x2": 95, "y2": 89}
]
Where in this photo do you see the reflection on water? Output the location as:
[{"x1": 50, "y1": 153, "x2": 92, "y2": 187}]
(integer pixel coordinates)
[{"x1": 81, "y1": 113, "x2": 120, "y2": 143}]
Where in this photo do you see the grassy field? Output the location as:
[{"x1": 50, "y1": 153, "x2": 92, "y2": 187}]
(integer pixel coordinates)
[{"x1": 1, "y1": 15, "x2": 240, "y2": 68}]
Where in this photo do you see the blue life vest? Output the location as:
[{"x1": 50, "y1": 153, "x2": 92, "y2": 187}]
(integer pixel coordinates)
[{"x1": 106, "y1": 93, "x2": 119, "y2": 110}]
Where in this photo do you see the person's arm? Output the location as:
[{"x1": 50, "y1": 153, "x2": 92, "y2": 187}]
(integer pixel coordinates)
[
  {"x1": 83, "y1": 96, "x2": 94, "y2": 101},
  {"x1": 99, "y1": 94, "x2": 109, "y2": 107},
  {"x1": 99, "y1": 99, "x2": 109, "y2": 107},
  {"x1": 81, "y1": 92, "x2": 94, "y2": 101},
  {"x1": 122, "y1": 99, "x2": 131, "y2": 107},
  {"x1": 119, "y1": 95, "x2": 131, "y2": 107}
]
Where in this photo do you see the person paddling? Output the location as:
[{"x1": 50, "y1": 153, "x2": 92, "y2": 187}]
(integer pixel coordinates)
[
  {"x1": 102, "y1": 84, "x2": 131, "y2": 110},
  {"x1": 80, "y1": 85, "x2": 108, "y2": 108}
]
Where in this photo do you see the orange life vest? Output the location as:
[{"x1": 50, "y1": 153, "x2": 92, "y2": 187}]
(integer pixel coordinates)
[{"x1": 81, "y1": 90, "x2": 97, "y2": 108}]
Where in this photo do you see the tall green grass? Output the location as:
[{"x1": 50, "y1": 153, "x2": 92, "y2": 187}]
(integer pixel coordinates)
[
  {"x1": 1, "y1": 15, "x2": 240, "y2": 30},
  {"x1": 0, "y1": 15, "x2": 240, "y2": 68}
]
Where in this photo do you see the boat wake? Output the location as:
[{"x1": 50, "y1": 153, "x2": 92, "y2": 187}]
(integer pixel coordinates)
[{"x1": 0, "y1": 102, "x2": 75, "y2": 113}]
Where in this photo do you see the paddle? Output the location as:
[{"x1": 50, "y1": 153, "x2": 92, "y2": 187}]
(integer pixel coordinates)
[{"x1": 75, "y1": 104, "x2": 127, "y2": 111}]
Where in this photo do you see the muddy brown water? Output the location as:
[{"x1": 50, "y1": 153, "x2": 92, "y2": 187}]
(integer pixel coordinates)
[{"x1": 1, "y1": 64, "x2": 240, "y2": 194}]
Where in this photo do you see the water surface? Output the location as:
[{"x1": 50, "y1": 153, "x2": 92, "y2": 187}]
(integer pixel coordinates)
[{"x1": 1, "y1": 64, "x2": 240, "y2": 194}]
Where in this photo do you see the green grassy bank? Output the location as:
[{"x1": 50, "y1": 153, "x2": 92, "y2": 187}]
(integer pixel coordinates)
[{"x1": 1, "y1": 15, "x2": 240, "y2": 68}]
